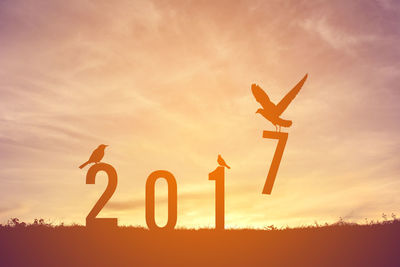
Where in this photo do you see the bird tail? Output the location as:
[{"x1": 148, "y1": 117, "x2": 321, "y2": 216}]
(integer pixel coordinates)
[
  {"x1": 226, "y1": 164, "x2": 231, "y2": 169},
  {"x1": 79, "y1": 161, "x2": 90, "y2": 169},
  {"x1": 277, "y1": 118, "x2": 292, "y2": 127}
]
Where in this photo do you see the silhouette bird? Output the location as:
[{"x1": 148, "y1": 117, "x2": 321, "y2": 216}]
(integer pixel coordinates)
[
  {"x1": 79, "y1": 144, "x2": 108, "y2": 169},
  {"x1": 251, "y1": 74, "x2": 308, "y2": 131},
  {"x1": 217, "y1": 154, "x2": 230, "y2": 169}
]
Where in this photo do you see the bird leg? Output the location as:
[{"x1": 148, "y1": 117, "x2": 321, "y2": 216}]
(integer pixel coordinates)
[
  {"x1": 275, "y1": 125, "x2": 278, "y2": 132},
  {"x1": 279, "y1": 125, "x2": 281, "y2": 132}
]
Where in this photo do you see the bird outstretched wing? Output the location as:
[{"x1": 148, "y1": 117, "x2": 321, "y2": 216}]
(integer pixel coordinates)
[
  {"x1": 251, "y1": 84, "x2": 275, "y2": 110},
  {"x1": 275, "y1": 74, "x2": 308, "y2": 116}
]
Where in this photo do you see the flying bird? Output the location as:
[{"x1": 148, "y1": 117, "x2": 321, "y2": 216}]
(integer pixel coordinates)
[
  {"x1": 217, "y1": 154, "x2": 230, "y2": 169},
  {"x1": 79, "y1": 144, "x2": 108, "y2": 169},
  {"x1": 251, "y1": 74, "x2": 308, "y2": 131}
]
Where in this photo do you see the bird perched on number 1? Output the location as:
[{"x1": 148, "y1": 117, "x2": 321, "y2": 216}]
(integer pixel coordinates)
[
  {"x1": 79, "y1": 144, "x2": 108, "y2": 169},
  {"x1": 217, "y1": 154, "x2": 230, "y2": 169},
  {"x1": 251, "y1": 74, "x2": 308, "y2": 132}
]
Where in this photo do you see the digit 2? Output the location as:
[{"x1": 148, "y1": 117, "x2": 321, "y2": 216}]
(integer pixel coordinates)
[{"x1": 86, "y1": 163, "x2": 118, "y2": 228}]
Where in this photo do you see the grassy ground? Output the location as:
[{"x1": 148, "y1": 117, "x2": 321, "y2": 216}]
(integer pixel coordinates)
[{"x1": 0, "y1": 218, "x2": 399, "y2": 266}]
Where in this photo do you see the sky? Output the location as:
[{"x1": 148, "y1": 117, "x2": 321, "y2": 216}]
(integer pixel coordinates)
[{"x1": 0, "y1": 0, "x2": 399, "y2": 228}]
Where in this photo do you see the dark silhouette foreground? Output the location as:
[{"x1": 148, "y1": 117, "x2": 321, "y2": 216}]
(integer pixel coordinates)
[{"x1": 0, "y1": 219, "x2": 399, "y2": 266}]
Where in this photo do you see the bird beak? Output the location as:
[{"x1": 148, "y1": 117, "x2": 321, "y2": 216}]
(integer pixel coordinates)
[{"x1": 105, "y1": 145, "x2": 109, "y2": 147}]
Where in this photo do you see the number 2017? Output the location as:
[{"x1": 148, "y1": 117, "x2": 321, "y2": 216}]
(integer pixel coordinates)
[{"x1": 85, "y1": 131, "x2": 287, "y2": 230}]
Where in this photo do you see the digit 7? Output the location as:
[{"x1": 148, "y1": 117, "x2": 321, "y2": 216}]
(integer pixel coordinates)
[{"x1": 262, "y1": 131, "x2": 288, "y2": 194}]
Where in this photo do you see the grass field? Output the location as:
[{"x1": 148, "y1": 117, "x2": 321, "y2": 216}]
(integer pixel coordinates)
[{"x1": 0, "y1": 218, "x2": 399, "y2": 267}]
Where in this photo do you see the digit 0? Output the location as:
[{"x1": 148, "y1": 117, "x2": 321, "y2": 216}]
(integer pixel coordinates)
[{"x1": 145, "y1": 170, "x2": 177, "y2": 230}]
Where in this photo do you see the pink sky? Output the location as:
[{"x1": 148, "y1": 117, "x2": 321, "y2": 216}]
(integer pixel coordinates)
[{"x1": 0, "y1": 0, "x2": 399, "y2": 228}]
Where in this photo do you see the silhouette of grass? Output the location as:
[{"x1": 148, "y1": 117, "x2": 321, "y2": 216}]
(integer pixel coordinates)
[{"x1": 0, "y1": 216, "x2": 399, "y2": 266}]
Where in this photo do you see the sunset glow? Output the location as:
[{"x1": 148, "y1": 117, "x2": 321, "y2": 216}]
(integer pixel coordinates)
[{"x1": 0, "y1": 0, "x2": 399, "y2": 229}]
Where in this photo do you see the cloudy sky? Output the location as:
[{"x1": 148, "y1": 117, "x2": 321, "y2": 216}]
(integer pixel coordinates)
[{"x1": 0, "y1": 0, "x2": 399, "y2": 228}]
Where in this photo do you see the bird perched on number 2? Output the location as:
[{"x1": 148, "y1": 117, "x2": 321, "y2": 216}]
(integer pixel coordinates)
[{"x1": 79, "y1": 144, "x2": 108, "y2": 169}]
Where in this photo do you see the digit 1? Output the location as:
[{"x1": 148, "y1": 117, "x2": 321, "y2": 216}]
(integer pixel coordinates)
[
  {"x1": 262, "y1": 131, "x2": 288, "y2": 194},
  {"x1": 209, "y1": 166, "x2": 225, "y2": 230},
  {"x1": 145, "y1": 170, "x2": 177, "y2": 230}
]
